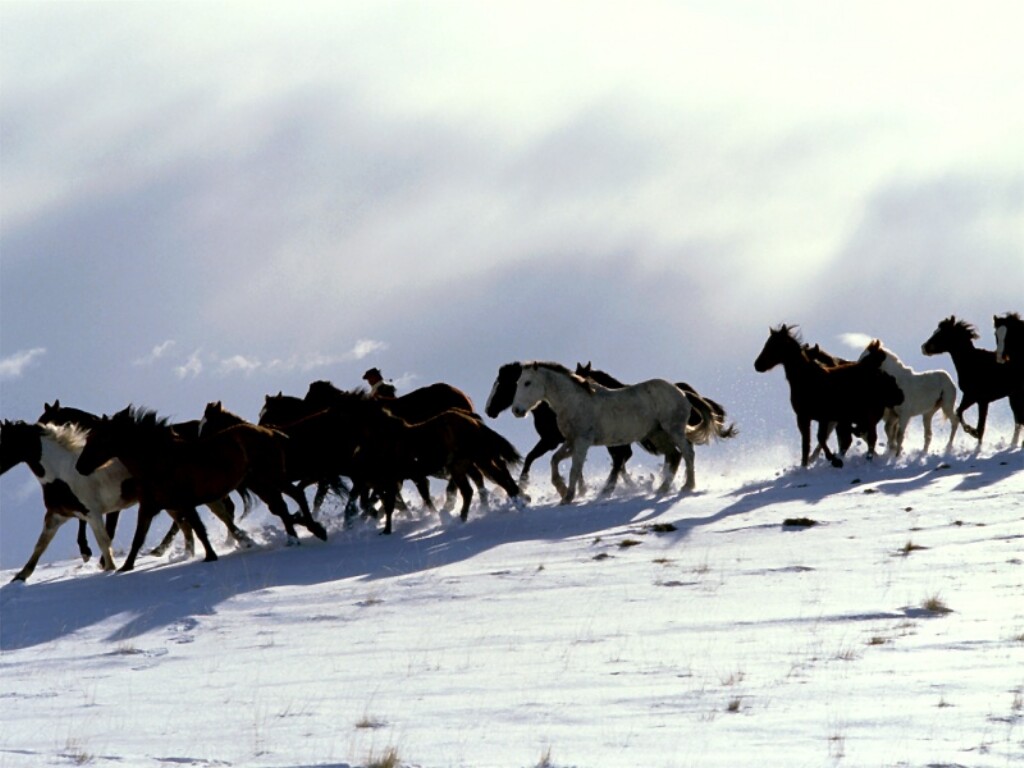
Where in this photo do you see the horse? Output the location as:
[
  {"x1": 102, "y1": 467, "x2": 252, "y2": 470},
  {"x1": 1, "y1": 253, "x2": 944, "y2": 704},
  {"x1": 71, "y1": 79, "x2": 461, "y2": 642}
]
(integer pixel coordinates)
[
  {"x1": 75, "y1": 406, "x2": 326, "y2": 572},
  {"x1": 485, "y1": 362, "x2": 634, "y2": 494},
  {"x1": 305, "y1": 379, "x2": 475, "y2": 421},
  {"x1": 855, "y1": 342, "x2": 959, "y2": 455},
  {"x1": 574, "y1": 362, "x2": 737, "y2": 493},
  {"x1": 509, "y1": 362, "x2": 729, "y2": 503},
  {"x1": 0, "y1": 420, "x2": 209, "y2": 581},
  {"x1": 39, "y1": 401, "x2": 252, "y2": 560},
  {"x1": 340, "y1": 404, "x2": 524, "y2": 533},
  {"x1": 754, "y1": 326, "x2": 904, "y2": 467},
  {"x1": 203, "y1": 399, "x2": 357, "y2": 517},
  {"x1": 994, "y1": 312, "x2": 1024, "y2": 367},
  {"x1": 299, "y1": 384, "x2": 495, "y2": 514},
  {"x1": 922, "y1": 316, "x2": 1024, "y2": 448}
]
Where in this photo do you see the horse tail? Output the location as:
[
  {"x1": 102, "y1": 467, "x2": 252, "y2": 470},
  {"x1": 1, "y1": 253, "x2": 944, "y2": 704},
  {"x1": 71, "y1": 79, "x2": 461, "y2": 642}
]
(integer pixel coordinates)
[
  {"x1": 685, "y1": 392, "x2": 739, "y2": 445},
  {"x1": 234, "y1": 487, "x2": 256, "y2": 519},
  {"x1": 480, "y1": 423, "x2": 523, "y2": 468}
]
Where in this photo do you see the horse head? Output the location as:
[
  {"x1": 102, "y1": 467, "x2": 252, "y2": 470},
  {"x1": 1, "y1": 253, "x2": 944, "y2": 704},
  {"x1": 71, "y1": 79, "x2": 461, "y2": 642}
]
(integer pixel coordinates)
[
  {"x1": 485, "y1": 362, "x2": 523, "y2": 418},
  {"x1": 754, "y1": 325, "x2": 801, "y2": 372},
  {"x1": 922, "y1": 315, "x2": 978, "y2": 356},
  {"x1": 510, "y1": 363, "x2": 544, "y2": 418},
  {"x1": 994, "y1": 312, "x2": 1022, "y2": 364}
]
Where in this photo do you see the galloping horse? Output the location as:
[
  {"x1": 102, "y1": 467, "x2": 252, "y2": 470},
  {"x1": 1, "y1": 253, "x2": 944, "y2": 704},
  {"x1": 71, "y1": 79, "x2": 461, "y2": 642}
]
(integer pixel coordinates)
[
  {"x1": 39, "y1": 400, "x2": 252, "y2": 561},
  {"x1": 856, "y1": 342, "x2": 959, "y2": 455},
  {"x1": 922, "y1": 316, "x2": 1024, "y2": 448},
  {"x1": 509, "y1": 362, "x2": 728, "y2": 503},
  {"x1": 1, "y1": 421, "x2": 136, "y2": 581},
  {"x1": 305, "y1": 379, "x2": 475, "y2": 420},
  {"x1": 754, "y1": 326, "x2": 904, "y2": 467},
  {"x1": 76, "y1": 406, "x2": 326, "y2": 572},
  {"x1": 485, "y1": 362, "x2": 634, "y2": 494},
  {"x1": 575, "y1": 362, "x2": 736, "y2": 492}
]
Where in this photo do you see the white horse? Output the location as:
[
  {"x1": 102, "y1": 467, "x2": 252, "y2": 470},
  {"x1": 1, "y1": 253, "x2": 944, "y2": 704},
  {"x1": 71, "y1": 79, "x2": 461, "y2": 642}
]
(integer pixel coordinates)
[
  {"x1": 0, "y1": 420, "x2": 128, "y2": 581},
  {"x1": 509, "y1": 362, "x2": 725, "y2": 503},
  {"x1": 857, "y1": 342, "x2": 959, "y2": 455}
]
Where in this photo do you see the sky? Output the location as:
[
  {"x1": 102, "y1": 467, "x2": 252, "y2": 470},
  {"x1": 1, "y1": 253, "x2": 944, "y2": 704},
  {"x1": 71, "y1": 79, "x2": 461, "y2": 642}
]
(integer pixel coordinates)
[{"x1": 1, "y1": 1, "x2": 1022, "y2": 568}]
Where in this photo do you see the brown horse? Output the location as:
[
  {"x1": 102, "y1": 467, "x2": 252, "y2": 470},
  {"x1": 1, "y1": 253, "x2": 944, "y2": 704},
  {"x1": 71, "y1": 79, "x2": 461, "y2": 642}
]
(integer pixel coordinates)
[
  {"x1": 755, "y1": 326, "x2": 904, "y2": 467},
  {"x1": 341, "y1": 404, "x2": 524, "y2": 534},
  {"x1": 76, "y1": 406, "x2": 325, "y2": 572},
  {"x1": 305, "y1": 379, "x2": 475, "y2": 421}
]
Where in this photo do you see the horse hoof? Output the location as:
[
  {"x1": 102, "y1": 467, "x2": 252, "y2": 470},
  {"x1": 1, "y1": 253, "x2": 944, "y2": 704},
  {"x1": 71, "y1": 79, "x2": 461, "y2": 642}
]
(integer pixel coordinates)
[
  {"x1": 286, "y1": 536, "x2": 301, "y2": 547},
  {"x1": 831, "y1": 458, "x2": 844, "y2": 468},
  {"x1": 204, "y1": 553, "x2": 219, "y2": 563}
]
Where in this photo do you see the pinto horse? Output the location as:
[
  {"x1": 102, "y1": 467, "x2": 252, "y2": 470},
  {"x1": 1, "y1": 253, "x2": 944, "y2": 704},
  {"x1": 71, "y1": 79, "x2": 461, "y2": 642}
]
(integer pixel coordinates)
[
  {"x1": 856, "y1": 342, "x2": 959, "y2": 455},
  {"x1": 1, "y1": 420, "x2": 136, "y2": 581},
  {"x1": 923, "y1": 316, "x2": 1024, "y2": 448},
  {"x1": 754, "y1": 326, "x2": 904, "y2": 467},
  {"x1": 76, "y1": 406, "x2": 326, "y2": 572},
  {"x1": 509, "y1": 362, "x2": 729, "y2": 503},
  {"x1": 39, "y1": 401, "x2": 251, "y2": 561}
]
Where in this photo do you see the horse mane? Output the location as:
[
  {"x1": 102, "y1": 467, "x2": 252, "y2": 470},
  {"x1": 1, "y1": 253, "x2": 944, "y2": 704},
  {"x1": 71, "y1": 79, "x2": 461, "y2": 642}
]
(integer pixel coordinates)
[
  {"x1": 113, "y1": 405, "x2": 172, "y2": 433},
  {"x1": 306, "y1": 380, "x2": 368, "y2": 402},
  {"x1": 939, "y1": 315, "x2": 979, "y2": 340},
  {"x1": 772, "y1": 323, "x2": 802, "y2": 343},
  {"x1": 40, "y1": 422, "x2": 90, "y2": 452},
  {"x1": 527, "y1": 361, "x2": 593, "y2": 392}
]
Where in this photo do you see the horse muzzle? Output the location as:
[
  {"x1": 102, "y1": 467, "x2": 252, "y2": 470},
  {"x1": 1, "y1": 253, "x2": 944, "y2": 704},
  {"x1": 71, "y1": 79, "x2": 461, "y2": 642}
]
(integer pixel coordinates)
[{"x1": 511, "y1": 406, "x2": 528, "y2": 418}]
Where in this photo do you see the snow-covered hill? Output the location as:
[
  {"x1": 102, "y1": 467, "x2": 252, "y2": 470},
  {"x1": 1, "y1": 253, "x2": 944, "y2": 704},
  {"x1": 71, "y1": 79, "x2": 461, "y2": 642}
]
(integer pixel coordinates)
[{"x1": 1, "y1": 447, "x2": 1022, "y2": 768}]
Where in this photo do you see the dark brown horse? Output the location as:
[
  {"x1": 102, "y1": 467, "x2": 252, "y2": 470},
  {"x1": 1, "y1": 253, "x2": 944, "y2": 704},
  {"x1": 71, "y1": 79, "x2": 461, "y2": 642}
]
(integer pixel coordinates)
[
  {"x1": 305, "y1": 379, "x2": 475, "y2": 421},
  {"x1": 755, "y1": 326, "x2": 904, "y2": 467},
  {"x1": 76, "y1": 406, "x2": 325, "y2": 572},
  {"x1": 923, "y1": 316, "x2": 1023, "y2": 448},
  {"x1": 340, "y1": 404, "x2": 524, "y2": 534}
]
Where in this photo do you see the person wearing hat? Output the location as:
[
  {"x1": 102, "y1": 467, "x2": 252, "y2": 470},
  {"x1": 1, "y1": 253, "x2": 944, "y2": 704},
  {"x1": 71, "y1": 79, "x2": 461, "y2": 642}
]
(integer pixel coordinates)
[{"x1": 362, "y1": 367, "x2": 397, "y2": 399}]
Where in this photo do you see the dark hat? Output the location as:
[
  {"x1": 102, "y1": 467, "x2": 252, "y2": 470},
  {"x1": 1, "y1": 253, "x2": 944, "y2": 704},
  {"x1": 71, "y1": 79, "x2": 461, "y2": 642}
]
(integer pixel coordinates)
[{"x1": 362, "y1": 367, "x2": 382, "y2": 381}]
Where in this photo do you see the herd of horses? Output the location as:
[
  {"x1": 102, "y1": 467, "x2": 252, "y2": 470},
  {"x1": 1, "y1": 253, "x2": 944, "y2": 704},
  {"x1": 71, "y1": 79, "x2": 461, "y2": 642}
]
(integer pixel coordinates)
[{"x1": 1, "y1": 313, "x2": 1020, "y2": 583}]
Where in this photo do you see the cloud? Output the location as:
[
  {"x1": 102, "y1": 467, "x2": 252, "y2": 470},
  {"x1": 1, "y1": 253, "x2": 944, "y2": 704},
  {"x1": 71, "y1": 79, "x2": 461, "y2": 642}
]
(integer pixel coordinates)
[
  {"x1": 217, "y1": 355, "x2": 261, "y2": 377},
  {"x1": 175, "y1": 350, "x2": 203, "y2": 379},
  {"x1": 133, "y1": 339, "x2": 176, "y2": 366},
  {"x1": 0, "y1": 348, "x2": 45, "y2": 380}
]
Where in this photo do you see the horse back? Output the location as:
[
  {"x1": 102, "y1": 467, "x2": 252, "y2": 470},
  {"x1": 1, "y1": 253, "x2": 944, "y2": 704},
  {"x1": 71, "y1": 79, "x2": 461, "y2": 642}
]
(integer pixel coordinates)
[{"x1": 390, "y1": 383, "x2": 475, "y2": 421}]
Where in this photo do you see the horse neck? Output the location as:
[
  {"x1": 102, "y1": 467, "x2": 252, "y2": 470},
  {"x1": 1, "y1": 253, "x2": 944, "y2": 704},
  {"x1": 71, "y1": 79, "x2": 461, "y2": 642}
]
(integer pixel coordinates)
[{"x1": 777, "y1": 347, "x2": 822, "y2": 392}]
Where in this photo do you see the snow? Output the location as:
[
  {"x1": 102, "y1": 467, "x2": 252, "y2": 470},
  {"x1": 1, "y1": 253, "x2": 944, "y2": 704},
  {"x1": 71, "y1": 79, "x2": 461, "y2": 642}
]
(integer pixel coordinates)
[{"x1": 1, "y1": 443, "x2": 1022, "y2": 768}]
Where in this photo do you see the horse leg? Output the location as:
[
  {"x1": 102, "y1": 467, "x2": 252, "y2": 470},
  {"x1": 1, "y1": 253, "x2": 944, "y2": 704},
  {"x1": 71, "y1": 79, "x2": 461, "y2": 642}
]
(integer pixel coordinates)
[
  {"x1": 798, "y1": 415, "x2": 812, "y2": 466},
  {"x1": 121, "y1": 505, "x2": 160, "y2": 573},
  {"x1": 480, "y1": 459, "x2": 523, "y2": 505},
  {"x1": 602, "y1": 445, "x2": 632, "y2": 496},
  {"x1": 468, "y1": 465, "x2": 489, "y2": 508},
  {"x1": 563, "y1": 440, "x2": 590, "y2": 504},
  {"x1": 816, "y1": 423, "x2": 843, "y2": 468},
  {"x1": 413, "y1": 476, "x2": 437, "y2": 513},
  {"x1": 520, "y1": 435, "x2": 561, "y2": 490},
  {"x1": 76, "y1": 520, "x2": 92, "y2": 563},
  {"x1": 13, "y1": 509, "x2": 70, "y2": 582},
  {"x1": 549, "y1": 442, "x2": 574, "y2": 501},
  {"x1": 380, "y1": 485, "x2": 397, "y2": 535},
  {"x1": 957, "y1": 396, "x2": 980, "y2": 440},
  {"x1": 82, "y1": 512, "x2": 117, "y2": 572},
  {"x1": 179, "y1": 507, "x2": 217, "y2": 562},
  {"x1": 282, "y1": 482, "x2": 327, "y2": 540},
  {"x1": 974, "y1": 401, "x2": 989, "y2": 448},
  {"x1": 452, "y1": 469, "x2": 474, "y2": 521},
  {"x1": 919, "y1": 407, "x2": 936, "y2": 455},
  {"x1": 262, "y1": 490, "x2": 301, "y2": 545},
  {"x1": 149, "y1": 520, "x2": 180, "y2": 557},
  {"x1": 942, "y1": 394, "x2": 959, "y2": 452},
  {"x1": 207, "y1": 496, "x2": 254, "y2": 548}
]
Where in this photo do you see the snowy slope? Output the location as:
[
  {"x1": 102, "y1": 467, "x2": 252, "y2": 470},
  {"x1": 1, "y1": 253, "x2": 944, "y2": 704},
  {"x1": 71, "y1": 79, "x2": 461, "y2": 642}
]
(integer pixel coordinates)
[{"x1": 1, "y1": 446, "x2": 1022, "y2": 768}]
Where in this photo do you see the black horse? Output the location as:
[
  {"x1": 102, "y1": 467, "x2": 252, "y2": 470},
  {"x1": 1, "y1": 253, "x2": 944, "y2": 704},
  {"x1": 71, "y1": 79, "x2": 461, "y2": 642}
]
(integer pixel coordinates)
[
  {"x1": 755, "y1": 326, "x2": 903, "y2": 467},
  {"x1": 923, "y1": 316, "x2": 1023, "y2": 448}
]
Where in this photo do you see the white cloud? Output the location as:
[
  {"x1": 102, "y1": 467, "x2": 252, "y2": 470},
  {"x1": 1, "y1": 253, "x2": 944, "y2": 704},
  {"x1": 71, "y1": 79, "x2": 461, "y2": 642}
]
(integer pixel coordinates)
[
  {"x1": 217, "y1": 355, "x2": 261, "y2": 377},
  {"x1": 175, "y1": 350, "x2": 203, "y2": 379},
  {"x1": 0, "y1": 348, "x2": 45, "y2": 380},
  {"x1": 133, "y1": 339, "x2": 176, "y2": 366},
  {"x1": 348, "y1": 339, "x2": 387, "y2": 361}
]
